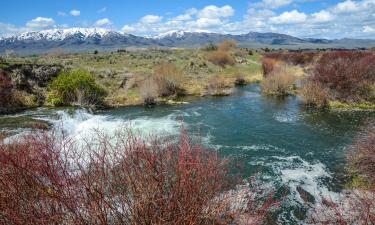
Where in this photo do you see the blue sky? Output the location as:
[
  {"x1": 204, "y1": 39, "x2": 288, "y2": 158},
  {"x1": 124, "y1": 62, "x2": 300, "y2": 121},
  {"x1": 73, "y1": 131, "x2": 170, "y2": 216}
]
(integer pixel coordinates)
[{"x1": 1, "y1": 0, "x2": 375, "y2": 38}]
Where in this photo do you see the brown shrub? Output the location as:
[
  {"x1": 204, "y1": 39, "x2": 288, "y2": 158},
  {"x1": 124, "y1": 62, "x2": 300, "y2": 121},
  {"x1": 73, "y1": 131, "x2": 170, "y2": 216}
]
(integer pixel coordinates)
[
  {"x1": 348, "y1": 120, "x2": 375, "y2": 186},
  {"x1": 311, "y1": 51, "x2": 375, "y2": 102},
  {"x1": 264, "y1": 52, "x2": 317, "y2": 66},
  {"x1": 139, "y1": 78, "x2": 158, "y2": 106},
  {"x1": 208, "y1": 75, "x2": 226, "y2": 90},
  {"x1": 0, "y1": 70, "x2": 13, "y2": 108},
  {"x1": 300, "y1": 81, "x2": 329, "y2": 108},
  {"x1": 261, "y1": 58, "x2": 281, "y2": 76},
  {"x1": 261, "y1": 64, "x2": 296, "y2": 96},
  {"x1": 154, "y1": 62, "x2": 184, "y2": 96},
  {"x1": 207, "y1": 51, "x2": 235, "y2": 67},
  {"x1": 218, "y1": 40, "x2": 237, "y2": 52},
  {"x1": 0, "y1": 129, "x2": 276, "y2": 225}
]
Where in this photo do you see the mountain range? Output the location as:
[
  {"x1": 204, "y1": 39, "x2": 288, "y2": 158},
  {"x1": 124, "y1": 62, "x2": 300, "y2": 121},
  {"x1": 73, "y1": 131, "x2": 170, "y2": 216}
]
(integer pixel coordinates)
[{"x1": 1, "y1": 28, "x2": 375, "y2": 55}]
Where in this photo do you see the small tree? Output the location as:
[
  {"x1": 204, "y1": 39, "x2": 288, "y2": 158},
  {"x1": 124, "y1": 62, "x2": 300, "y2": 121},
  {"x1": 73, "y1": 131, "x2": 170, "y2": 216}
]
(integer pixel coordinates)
[{"x1": 48, "y1": 70, "x2": 106, "y2": 106}]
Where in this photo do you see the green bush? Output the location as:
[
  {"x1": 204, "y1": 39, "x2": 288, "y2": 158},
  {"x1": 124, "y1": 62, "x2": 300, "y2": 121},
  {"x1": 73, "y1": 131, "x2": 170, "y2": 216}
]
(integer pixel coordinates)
[{"x1": 48, "y1": 70, "x2": 106, "y2": 106}]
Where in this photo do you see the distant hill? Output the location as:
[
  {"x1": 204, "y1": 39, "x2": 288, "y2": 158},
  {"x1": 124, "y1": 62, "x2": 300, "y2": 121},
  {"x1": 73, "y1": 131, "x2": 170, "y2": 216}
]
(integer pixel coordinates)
[{"x1": 1, "y1": 28, "x2": 375, "y2": 55}]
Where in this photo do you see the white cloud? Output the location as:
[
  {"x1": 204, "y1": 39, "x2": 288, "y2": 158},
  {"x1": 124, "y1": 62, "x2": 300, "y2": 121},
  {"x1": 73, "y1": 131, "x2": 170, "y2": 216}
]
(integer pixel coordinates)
[
  {"x1": 122, "y1": 25, "x2": 136, "y2": 33},
  {"x1": 58, "y1": 11, "x2": 66, "y2": 16},
  {"x1": 140, "y1": 15, "x2": 162, "y2": 24},
  {"x1": 311, "y1": 10, "x2": 333, "y2": 23},
  {"x1": 0, "y1": 22, "x2": 26, "y2": 36},
  {"x1": 26, "y1": 17, "x2": 55, "y2": 29},
  {"x1": 95, "y1": 18, "x2": 112, "y2": 27},
  {"x1": 270, "y1": 10, "x2": 307, "y2": 24},
  {"x1": 98, "y1": 7, "x2": 107, "y2": 13},
  {"x1": 334, "y1": 0, "x2": 359, "y2": 13},
  {"x1": 2, "y1": 0, "x2": 375, "y2": 39},
  {"x1": 363, "y1": 25, "x2": 375, "y2": 33},
  {"x1": 70, "y1": 9, "x2": 80, "y2": 16},
  {"x1": 195, "y1": 18, "x2": 222, "y2": 28},
  {"x1": 260, "y1": 0, "x2": 293, "y2": 9},
  {"x1": 197, "y1": 5, "x2": 234, "y2": 19}
]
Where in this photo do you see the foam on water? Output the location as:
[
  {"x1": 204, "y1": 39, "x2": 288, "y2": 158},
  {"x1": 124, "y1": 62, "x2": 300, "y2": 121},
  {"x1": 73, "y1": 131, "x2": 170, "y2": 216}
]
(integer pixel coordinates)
[
  {"x1": 273, "y1": 111, "x2": 299, "y2": 123},
  {"x1": 52, "y1": 109, "x2": 182, "y2": 141}
]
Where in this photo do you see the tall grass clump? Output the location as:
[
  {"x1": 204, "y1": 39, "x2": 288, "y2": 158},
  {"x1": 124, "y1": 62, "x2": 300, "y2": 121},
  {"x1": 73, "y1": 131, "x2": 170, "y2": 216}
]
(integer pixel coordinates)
[
  {"x1": 139, "y1": 77, "x2": 158, "y2": 106},
  {"x1": 154, "y1": 62, "x2": 184, "y2": 97},
  {"x1": 311, "y1": 51, "x2": 375, "y2": 103},
  {"x1": 300, "y1": 81, "x2": 329, "y2": 108},
  {"x1": 0, "y1": 129, "x2": 276, "y2": 225},
  {"x1": 218, "y1": 40, "x2": 237, "y2": 52},
  {"x1": 47, "y1": 69, "x2": 106, "y2": 107},
  {"x1": 261, "y1": 58, "x2": 281, "y2": 76},
  {"x1": 261, "y1": 64, "x2": 296, "y2": 96},
  {"x1": 207, "y1": 50, "x2": 235, "y2": 67}
]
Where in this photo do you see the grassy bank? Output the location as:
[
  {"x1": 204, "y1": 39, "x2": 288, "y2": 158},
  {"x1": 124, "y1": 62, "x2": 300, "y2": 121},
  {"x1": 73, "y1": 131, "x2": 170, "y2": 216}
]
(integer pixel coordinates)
[{"x1": 1, "y1": 43, "x2": 262, "y2": 110}]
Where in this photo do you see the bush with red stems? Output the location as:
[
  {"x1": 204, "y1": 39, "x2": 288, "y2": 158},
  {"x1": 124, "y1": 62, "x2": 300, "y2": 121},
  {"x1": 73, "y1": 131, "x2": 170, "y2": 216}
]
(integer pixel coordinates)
[
  {"x1": 0, "y1": 129, "x2": 276, "y2": 225},
  {"x1": 311, "y1": 51, "x2": 375, "y2": 102}
]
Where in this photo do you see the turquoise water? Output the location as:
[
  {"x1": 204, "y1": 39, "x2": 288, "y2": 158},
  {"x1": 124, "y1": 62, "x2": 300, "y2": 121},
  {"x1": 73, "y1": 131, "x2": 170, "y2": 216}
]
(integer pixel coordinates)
[{"x1": 1, "y1": 84, "x2": 374, "y2": 224}]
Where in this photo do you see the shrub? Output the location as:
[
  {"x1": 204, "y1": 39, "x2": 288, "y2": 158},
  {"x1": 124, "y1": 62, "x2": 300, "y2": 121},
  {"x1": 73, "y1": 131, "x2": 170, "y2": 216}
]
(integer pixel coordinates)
[
  {"x1": 307, "y1": 121, "x2": 375, "y2": 224},
  {"x1": 311, "y1": 51, "x2": 375, "y2": 102},
  {"x1": 261, "y1": 57, "x2": 281, "y2": 76},
  {"x1": 202, "y1": 43, "x2": 218, "y2": 51},
  {"x1": 207, "y1": 50, "x2": 235, "y2": 67},
  {"x1": 300, "y1": 81, "x2": 329, "y2": 108},
  {"x1": 218, "y1": 40, "x2": 237, "y2": 52},
  {"x1": 261, "y1": 64, "x2": 296, "y2": 96},
  {"x1": 153, "y1": 62, "x2": 184, "y2": 97},
  {"x1": 0, "y1": 129, "x2": 275, "y2": 225},
  {"x1": 139, "y1": 78, "x2": 158, "y2": 106},
  {"x1": 48, "y1": 69, "x2": 106, "y2": 106},
  {"x1": 0, "y1": 70, "x2": 14, "y2": 108},
  {"x1": 207, "y1": 75, "x2": 232, "y2": 96},
  {"x1": 235, "y1": 74, "x2": 246, "y2": 86},
  {"x1": 348, "y1": 120, "x2": 375, "y2": 187},
  {"x1": 264, "y1": 52, "x2": 317, "y2": 65}
]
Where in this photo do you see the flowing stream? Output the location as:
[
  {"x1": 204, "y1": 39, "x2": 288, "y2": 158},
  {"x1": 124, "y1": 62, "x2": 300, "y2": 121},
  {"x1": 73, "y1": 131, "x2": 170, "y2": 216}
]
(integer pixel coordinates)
[{"x1": 1, "y1": 84, "x2": 374, "y2": 224}]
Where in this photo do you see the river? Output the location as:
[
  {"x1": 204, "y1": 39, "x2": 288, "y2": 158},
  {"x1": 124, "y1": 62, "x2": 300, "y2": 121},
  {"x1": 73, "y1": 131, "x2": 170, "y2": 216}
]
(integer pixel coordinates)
[{"x1": 1, "y1": 84, "x2": 374, "y2": 224}]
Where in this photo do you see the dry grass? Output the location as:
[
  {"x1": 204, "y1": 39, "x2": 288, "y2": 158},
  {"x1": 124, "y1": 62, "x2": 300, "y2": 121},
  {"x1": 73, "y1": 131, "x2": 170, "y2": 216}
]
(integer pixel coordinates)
[
  {"x1": 261, "y1": 64, "x2": 296, "y2": 96},
  {"x1": 139, "y1": 78, "x2": 158, "y2": 105},
  {"x1": 207, "y1": 75, "x2": 233, "y2": 96},
  {"x1": 218, "y1": 40, "x2": 237, "y2": 52},
  {"x1": 207, "y1": 51, "x2": 235, "y2": 67},
  {"x1": 154, "y1": 62, "x2": 184, "y2": 97},
  {"x1": 261, "y1": 58, "x2": 281, "y2": 76},
  {"x1": 300, "y1": 81, "x2": 329, "y2": 108}
]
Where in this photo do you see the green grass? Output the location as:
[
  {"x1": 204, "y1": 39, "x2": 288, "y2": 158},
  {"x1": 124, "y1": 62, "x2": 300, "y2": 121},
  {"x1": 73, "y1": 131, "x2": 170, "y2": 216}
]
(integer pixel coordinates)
[
  {"x1": 329, "y1": 101, "x2": 375, "y2": 111},
  {"x1": 3, "y1": 48, "x2": 263, "y2": 107}
]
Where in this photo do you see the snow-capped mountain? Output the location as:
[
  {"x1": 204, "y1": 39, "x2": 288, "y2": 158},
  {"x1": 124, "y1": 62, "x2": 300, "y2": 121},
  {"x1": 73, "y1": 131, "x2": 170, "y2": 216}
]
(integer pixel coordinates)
[
  {"x1": 5, "y1": 28, "x2": 124, "y2": 42},
  {"x1": 153, "y1": 30, "x2": 189, "y2": 39},
  {"x1": 1, "y1": 28, "x2": 374, "y2": 55}
]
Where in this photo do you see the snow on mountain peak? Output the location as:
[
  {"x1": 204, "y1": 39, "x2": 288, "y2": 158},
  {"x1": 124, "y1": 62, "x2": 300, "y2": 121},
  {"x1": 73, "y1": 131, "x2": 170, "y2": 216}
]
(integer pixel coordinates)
[
  {"x1": 153, "y1": 30, "x2": 187, "y2": 39},
  {"x1": 7, "y1": 28, "x2": 119, "y2": 41}
]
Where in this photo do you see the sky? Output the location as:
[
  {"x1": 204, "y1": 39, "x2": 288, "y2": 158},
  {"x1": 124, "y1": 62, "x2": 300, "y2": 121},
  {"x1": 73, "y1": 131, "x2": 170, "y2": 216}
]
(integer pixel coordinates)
[{"x1": 1, "y1": 0, "x2": 375, "y2": 39}]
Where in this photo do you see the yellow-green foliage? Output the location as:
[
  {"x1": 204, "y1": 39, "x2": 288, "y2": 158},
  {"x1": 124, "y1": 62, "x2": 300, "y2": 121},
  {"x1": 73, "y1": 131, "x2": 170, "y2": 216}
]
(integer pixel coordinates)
[
  {"x1": 261, "y1": 64, "x2": 296, "y2": 96},
  {"x1": 154, "y1": 62, "x2": 184, "y2": 97},
  {"x1": 48, "y1": 69, "x2": 106, "y2": 106}
]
